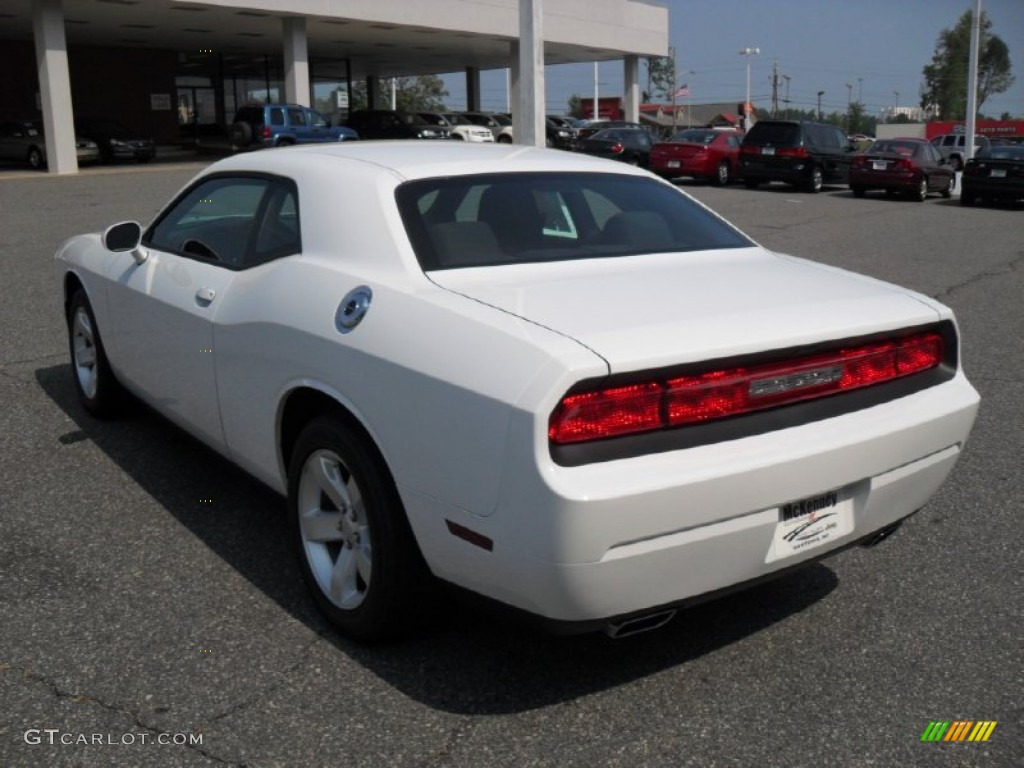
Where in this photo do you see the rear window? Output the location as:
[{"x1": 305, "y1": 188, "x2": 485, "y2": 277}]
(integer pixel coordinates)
[
  {"x1": 670, "y1": 130, "x2": 717, "y2": 144},
  {"x1": 744, "y1": 123, "x2": 801, "y2": 146},
  {"x1": 395, "y1": 172, "x2": 752, "y2": 270}
]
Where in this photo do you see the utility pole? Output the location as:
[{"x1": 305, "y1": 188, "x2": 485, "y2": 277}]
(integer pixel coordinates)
[
  {"x1": 782, "y1": 74, "x2": 791, "y2": 119},
  {"x1": 817, "y1": 90, "x2": 824, "y2": 120},
  {"x1": 770, "y1": 60, "x2": 779, "y2": 117}
]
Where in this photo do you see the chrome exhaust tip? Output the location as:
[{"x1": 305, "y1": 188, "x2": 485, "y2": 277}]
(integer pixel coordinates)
[{"x1": 604, "y1": 609, "x2": 676, "y2": 639}]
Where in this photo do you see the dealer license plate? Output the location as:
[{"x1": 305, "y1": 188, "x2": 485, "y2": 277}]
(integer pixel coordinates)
[
  {"x1": 991, "y1": 169, "x2": 1007, "y2": 178},
  {"x1": 767, "y1": 488, "x2": 854, "y2": 561},
  {"x1": 762, "y1": 147, "x2": 775, "y2": 155},
  {"x1": 668, "y1": 160, "x2": 680, "y2": 168},
  {"x1": 872, "y1": 160, "x2": 888, "y2": 170}
]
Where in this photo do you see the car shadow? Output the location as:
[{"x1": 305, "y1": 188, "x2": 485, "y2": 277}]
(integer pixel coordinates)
[{"x1": 36, "y1": 362, "x2": 840, "y2": 715}]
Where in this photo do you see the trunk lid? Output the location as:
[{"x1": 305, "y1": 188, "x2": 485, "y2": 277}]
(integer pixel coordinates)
[{"x1": 430, "y1": 247, "x2": 940, "y2": 373}]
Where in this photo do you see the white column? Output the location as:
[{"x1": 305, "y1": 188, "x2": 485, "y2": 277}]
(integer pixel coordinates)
[
  {"x1": 32, "y1": 0, "x2": 77, "y2": 174},
  {"x1": 623, "y1": 55, "x2": 640, "y2": 123},
  {"x1": 514, "y1": 0, "x2": 545, "y2": 147},
  {"x1": 465, "y1": 67, "x2": 481, "y2": 112},
  {"x1": 282, "y1": 17, "x2": 310, "y2": 106}
]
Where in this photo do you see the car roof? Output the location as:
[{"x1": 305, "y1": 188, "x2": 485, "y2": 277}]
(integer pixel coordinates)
[{"x1": 203, "y1": 141, "x2": 650, "y2": 182}]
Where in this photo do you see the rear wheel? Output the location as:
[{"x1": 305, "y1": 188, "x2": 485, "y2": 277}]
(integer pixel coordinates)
[
  {"x1": 67, "y1": 289, "x2": 124, "y2": 417},
  {"x1": 806, "y1": 166, "x2": 824, "y2": 193},
  {"x1": 914, "y1": 177, "x2": 928, "y2": 202},
  {"x1": 227, "y1": 121, "x2": 253, "y2": 148},
  {"x1": 744, "y1": 178, "x2": 760, "y2": 189},
  {"x1": 27, "y1": 146, "x2": 44, "y2": 170},
  {"x1": 497, "y1": 134, "x2": 513, "y2": 144},
  {"x1": 288, "y1": 415, "x2": 433, "y2": 642},
  {"x1": 960, "y1": 192, "x2": 975, "y2": 207},
  {"x1": 851, "y1": 185, "x2": 866, "y2": 198},
  {"x1": 713, "y1": 161, "x2": 730, "y2": 186}
]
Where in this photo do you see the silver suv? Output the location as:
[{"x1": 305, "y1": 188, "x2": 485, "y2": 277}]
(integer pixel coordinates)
[{"x1": 930, "y1": 133, "x2": 990, "y2": 170}]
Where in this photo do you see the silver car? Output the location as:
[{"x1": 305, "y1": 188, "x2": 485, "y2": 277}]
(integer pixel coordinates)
[{"x1": 0, "y1": 120, "x2": 100, "y2": 169}]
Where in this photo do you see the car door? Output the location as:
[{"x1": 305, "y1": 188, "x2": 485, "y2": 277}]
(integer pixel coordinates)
[
  {"x1": 287, "y1": 107, "x2": 310, "y2": 143},
  {"x1": 921, "y1": 143, "x2": 953, "y2": 190},
  {"x1": 103, "y1": 175, "x2": 277, "y2": 451}
]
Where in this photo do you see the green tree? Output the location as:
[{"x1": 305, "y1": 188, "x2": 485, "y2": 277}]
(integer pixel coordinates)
[
  {"x1": 347, "y1": 75, "x2": 448, "y2": 113},
  {"x1": 567, "y1": 93, "x2": 582, "y2": 118},
  {"x1": 921, "y1": 10, "x2": 1014, "y2": 120},
  {"x1": 645, "y1": 55, "x2": 675, "y2": 102}
]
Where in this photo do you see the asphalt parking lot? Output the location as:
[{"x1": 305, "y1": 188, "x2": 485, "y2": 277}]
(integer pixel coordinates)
[{"x1": 1, "y1": 161, "x2": 1021, "y2": 768}]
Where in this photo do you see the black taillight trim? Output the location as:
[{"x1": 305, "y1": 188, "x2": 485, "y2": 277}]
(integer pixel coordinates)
[{"x1": 550, "y1": 321, "x2": 958, "y2": 467}]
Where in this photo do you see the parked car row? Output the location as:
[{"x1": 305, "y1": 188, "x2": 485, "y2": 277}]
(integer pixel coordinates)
[{"x1": 0, "y1": 118, "x2": 155, "y2": 169}]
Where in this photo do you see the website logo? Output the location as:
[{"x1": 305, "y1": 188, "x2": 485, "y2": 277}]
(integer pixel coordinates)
[{"x1": 921, "y1": 721, "x2": 997, "y2": 742}]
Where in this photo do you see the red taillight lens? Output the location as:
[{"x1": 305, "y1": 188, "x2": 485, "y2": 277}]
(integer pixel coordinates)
[
  {"x1": 610, "y1": 143, "x2": 624, "y2": 154},
  {"x1": 549, "y1": 332, "x2": 943, "y2": 444},
  {"x1": 896, "y1": 158, "x2": 913, "y2": 172},
  {"x1": 853, "y1": 157, "x2": 868, "y2": 168},
  {"x1": 740, "y1": 145, "x2": 759, "y2": 155},
  {"x1": 776, "y1": 147, "x2": 809, "y2": 158},
  {"x1": 260, "y1": 126, "x2": 272, "y2": 138},
  {"x1": 548, "y1": 383, "x2": 662, "y2": 444}
]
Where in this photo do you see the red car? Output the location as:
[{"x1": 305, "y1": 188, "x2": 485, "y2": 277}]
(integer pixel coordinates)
[
  {"x1": 849, "y1": 138, "x2": 955, "y2": 201},
  {"x1": 650, "y1": 128, "x2": 742, "y2": 185}
]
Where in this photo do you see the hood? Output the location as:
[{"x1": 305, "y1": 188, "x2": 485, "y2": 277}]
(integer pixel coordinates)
[{"x1": 430, "y1": 247, "x2": 941, "y2": 373}]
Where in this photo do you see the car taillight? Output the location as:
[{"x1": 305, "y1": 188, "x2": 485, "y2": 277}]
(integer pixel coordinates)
[
  {"x1": 895, "y1": 158, "x2": 913, "y2": 172},
  {"x1": 610, "y1": 143, "x2": 624, "y2": 154},
  {"x1": 776, "y1": 147, "x2": 809, "y2": 158},
  {"x1": 260, "y1": 126, "x2": 271, "y2": 138},
  {"x1": 852, "y1": 156, "x2": 868, "y2": 168},
  {"x1": 740, "y1": 146, "x2": 759, "y2": 155},
  {"x1": 549, "y1": 332, "x2": 943, "y2": 444}
]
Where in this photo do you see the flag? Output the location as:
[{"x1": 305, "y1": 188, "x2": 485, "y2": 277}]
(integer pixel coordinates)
[{"x1": 674, "y1": 84, "x2": 690, "y2": 99}]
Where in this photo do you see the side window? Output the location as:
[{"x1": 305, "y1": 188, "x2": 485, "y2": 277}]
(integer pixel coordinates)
[
  {"x1": 288, "y1": 108, "x2": 307, "y2": 127},
  {"x1": 310, "y1": 110, "x2": 328, "y2": 128},
  {"x1": 727, "y1": 134, "x2": 740, "y2": 148},
  {"x1": 147, "y1": 176, "x2": 298, "y2": 268},
  {"x1": 269, "y1": 108, "x2": 285, "y2": 126},
  {"x1": 942, "y1": 135, "x2": 956, "y2": 147}
]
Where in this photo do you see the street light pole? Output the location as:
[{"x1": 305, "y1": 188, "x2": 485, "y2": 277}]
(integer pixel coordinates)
[
  {"x1": 845, "y1": 82, "x2": 853, "y2": 133},
  {"x1": 782, "y1": 74, "x2": 791, "y2": 119},
  {"x1": 817, "y1": 90, "x2": 824, "y2": 120},
  {"x1": 739, "y1": 47, "x2": 760, "y2": 130}
]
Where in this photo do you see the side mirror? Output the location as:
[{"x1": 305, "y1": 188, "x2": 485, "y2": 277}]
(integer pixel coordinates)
[{"x1": 102, "y1": 221, "x2": 147, "y2": 265}]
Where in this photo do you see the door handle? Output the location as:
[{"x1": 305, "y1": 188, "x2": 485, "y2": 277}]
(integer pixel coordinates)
[{"x1": 196, "y1": 287, "x2": 216, "y2": 304}]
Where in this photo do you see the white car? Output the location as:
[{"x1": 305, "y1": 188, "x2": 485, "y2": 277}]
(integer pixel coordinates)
[
  {"x1": 56, "y1": 143, "x2": 979, "y2": 641},
  {"x1": 435, "y1": 113, "x2": 496, "y2": 143}
]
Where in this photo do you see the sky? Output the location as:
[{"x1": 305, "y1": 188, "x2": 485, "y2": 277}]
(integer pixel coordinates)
[{"x1": 443, "y1": 0, "x2": 1024, "y2": 119}]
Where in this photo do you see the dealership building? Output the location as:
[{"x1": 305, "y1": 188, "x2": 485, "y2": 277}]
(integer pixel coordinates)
[{"x1": 0, "y1": 0, "x2": 667, "y2": 173}]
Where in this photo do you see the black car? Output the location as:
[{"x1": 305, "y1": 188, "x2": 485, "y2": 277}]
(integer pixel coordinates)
[
  {"x1": 961, "y1": 145, "x2": 1024, "y2": 207},
  {"x1": 345, "y1": 110, "x2": 449, "y2": 140},
  {"x1": 575, "y1": 120, "x2": 644, "y2": 144},
  {"x1": 578, "y1": 127, "x2": 655, "y2": 167},
  {"x1": 74, "y1": 118, "x2": 156, "y2": 163},
  {"x1": 740, "y1": 120, "x2": 855, "y2": 192}
]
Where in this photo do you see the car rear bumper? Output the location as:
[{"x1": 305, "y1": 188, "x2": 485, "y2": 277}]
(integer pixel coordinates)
[
  {"x1": 407, "y1": 373, "x2": 979, "y2": 624},
  {"x1": 962, "y1": 179, "x2": 1024, "y2": 199},
  {"x1": 850, "y1": 170, "x2": 919, "y2": 190}
]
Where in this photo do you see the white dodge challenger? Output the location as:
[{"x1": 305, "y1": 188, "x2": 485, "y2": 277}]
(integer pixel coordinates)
[{"x1": 56, "y1": 143, "x2": 979, "y2": 641}]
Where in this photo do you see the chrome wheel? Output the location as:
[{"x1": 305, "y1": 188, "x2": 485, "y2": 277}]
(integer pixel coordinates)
[
  {"x1": 297, "y1": 449, "x2": 372, "y2": 610},
  {"x1": 942, "y1": 175, "x2": 955, "y2": 199},
  {"x1": 714, "y1": 161, "x2": 729, "y2": 186},
  {"x1": 915, "y1": 177, "x2": 928, "y2": 202},
  {"x1": 72, "y1": 306, "x2": 99, "y2": 400}
]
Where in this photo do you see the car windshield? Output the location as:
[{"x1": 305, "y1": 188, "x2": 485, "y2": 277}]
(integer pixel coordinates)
[
  {"x1": 669, "y1": 130, "x2": 717, "y2": 144},
  {"x1": 444, "y1": 114, "x2": 472, "y2": 125},
  {"x1": 747, "y1": 123, "x2": 800, "y2": 145},
  {"x1": 401, "y1": 113, "x2": 431, "y2": 126},
  {"x1": 978, "y1": 146, "x2": 1024, "y2": 160},
  {"x1": 396, "y1": 172, "x2": 753, "y2": 271},
  {"x1": 869, "y1": 141, "x2": 918, "y2": 156},
  {"x1": 419, "y1": 114, "x2": 447, "y2": 126}
]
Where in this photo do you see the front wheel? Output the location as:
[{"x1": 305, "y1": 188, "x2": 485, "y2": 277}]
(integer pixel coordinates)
[
  {"x1": 27, "y1": 146, "x2": 44, "y2": 170},
  {"x1": 960, "y1": 192, "x2": 976, "y2": 207},
  {"x1": 744, "y1": 178, "x2": 760, "y2": 189},
  {"x1": 941, "y1": 175, "x2": 955, "y2": 199},
  {"x1": 851, "y1": 185, "x2": 867, "y2": 198},
  {"x1": 288, "y1": 416, "x2": 433, "y2": 642},
  {"x1": 67, "y1": 289, "x2": 124, "y2": 417}
]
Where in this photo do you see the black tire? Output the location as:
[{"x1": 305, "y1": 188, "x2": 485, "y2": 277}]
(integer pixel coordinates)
[
  {"x1": 806, "y1": 166, "x2": 823, "y2": 193},
  {"x1": 624, "y1": 154, "x2": 640, "y2": 166},
  {"x1": 851, "y1": 186, "x2": 867, "y2": 198},
  {"x1": 497, "y1": 134, "x2": 513, "y2": 144},
  {"x1": 713, "y1": 161, "x2": 729, "y2": 186},
  {"x1": 744, "y1": 178, "x2": 760, "y2": 189},
  {"x1": 288, "y1": 415, "x2": 434, "y2": 642},
  {"x1": 941, "y1": 175, "x2": 955, "y2": 199},
  {"x1": 227, "y1": 121, "x2": 253, "y2": 147},
  {"x1": 951, "y1": 156, "x2": 964, "y2": 171},
  {"x1": 450, "y1": 133, "x2": 464, "y2": 140},
  {"x1": 27, "y1": 146, "x2": 44, "y2": 170},
  {"x1": 960, "y1": 192, "x2": 975, "y2": 207},
  {"x1": 67, "y1": 289, "x2": 124, "y2": 418}
]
